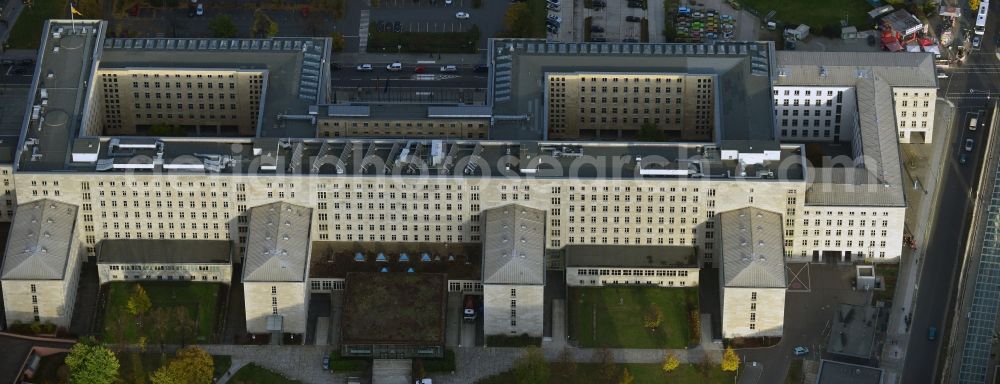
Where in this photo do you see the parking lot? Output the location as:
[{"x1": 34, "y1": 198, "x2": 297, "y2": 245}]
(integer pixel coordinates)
[
  {"x1": 0, "y1": 59, "x2": 35, "y2": 85},
  {"x1": 548, "y1": 0, "x2": 651, "y2": 43},
  {"x1": 368, "y1": 0, "x2": 508, "y2": 50}
]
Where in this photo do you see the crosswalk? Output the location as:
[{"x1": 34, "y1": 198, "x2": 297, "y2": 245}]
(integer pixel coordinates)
[{"x1": 358, "y1": 9, "x2": 370, "y2": 52}]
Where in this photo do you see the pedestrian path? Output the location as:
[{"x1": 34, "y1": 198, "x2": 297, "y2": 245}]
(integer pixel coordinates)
[{"x1": 358, "y1": 10, "x2": 370, "y2": 53}]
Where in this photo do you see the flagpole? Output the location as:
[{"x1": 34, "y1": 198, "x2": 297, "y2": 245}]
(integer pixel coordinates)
[{"x1": 70, "y1": 1, "x2": 75, "y2": 32}]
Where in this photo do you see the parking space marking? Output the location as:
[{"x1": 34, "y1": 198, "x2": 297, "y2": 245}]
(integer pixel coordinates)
[{"x1": 786, "y1": 263, "x2": 811, "y2": 292}]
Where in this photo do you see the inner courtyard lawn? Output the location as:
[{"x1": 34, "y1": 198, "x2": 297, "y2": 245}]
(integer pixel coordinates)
[
  {"x1": 102, "y1": 282, "x2": 223, "y2": 344},
  {"x1": 738, "y1": 0, "x2": 872, "y2": 29},
  {"x1": 569, "y1": 286, "x2": 698, "y2": 349}
]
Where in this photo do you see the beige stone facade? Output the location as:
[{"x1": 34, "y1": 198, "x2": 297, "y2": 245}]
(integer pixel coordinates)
[
  {"x1": 893, "y1": 87, "x2": 937, "y2": 143},
  {"x1": 95, "y1": 68, "x2": 265, "y2": 136},
  {"x1": 317, "y1": 117, "x2": 489, "y2": 139},
  {"x1": 98, "y1": 263, "x2": 231, "y2": 284},
  {"x1": 244, "y1": 281, "x2": 308, "y2": 334},
  {"x1": 6, "y1": 173, "x2": 905, "y2": 267},
  {"x1": 567, "y1": 267, "x2": 698, "y2": 287},
  {"x1": 546, "y1": 73, "x2": 715, "y2": 141},
  {"x1": 483, "y1": 284, "x2": 543, "y2": 337},
  {"x1": 721, "y1": 287, "x2": 785, "y2": 338},
  {"x1": 1, "y1": 242, "x2": 83, "y2": 328}
]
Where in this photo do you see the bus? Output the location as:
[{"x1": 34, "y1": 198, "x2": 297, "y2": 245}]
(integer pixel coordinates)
[{"x1": 975, "y1": 0, "x2": 989, "y2": 35}]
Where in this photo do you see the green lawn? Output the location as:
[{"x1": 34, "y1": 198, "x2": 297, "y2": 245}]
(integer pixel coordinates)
[
  {"x1": 569, "y1": 286, "x2": 697, "y2": 349},
  {"x1": 477, "y1": 362, "x2": 735, "y2": 384},
  {"x1": 738, "y1": 0, "x2": 872, "y2": 29},
  {"x1": 875, "y1": 263, "x2": 900, "y2": 303},
  {"x1": 102, "y1": 282, "x2": 223, "y2": 345},
  {"x1": 229, "y1": 363, "x2": 303, "y2": 384},
  {"x1": 6, "y1": 0, "x2": 68, "y2": 48}
]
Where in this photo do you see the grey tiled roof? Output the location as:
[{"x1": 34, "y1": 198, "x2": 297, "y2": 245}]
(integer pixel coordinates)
[
  {"x1": 482, "y1": 204, "x2": 545, "y2": 285},
  {"x1": 719, "y1": 207, "x2": 786, "y2": 288},
  {"x1": 774, "y1": 51, "x2": 937, "y2": 88},
  {"x1": 243, "y1": 202, "x2": 312, "y2": 282},
  {"x1": 1, "y1": 199, "x2": 78, "y2": 280}
]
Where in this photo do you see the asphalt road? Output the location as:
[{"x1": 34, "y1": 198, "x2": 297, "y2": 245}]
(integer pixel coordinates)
[{"x1": 902, "y1": 20, "x2": 1000, "y2": 382}]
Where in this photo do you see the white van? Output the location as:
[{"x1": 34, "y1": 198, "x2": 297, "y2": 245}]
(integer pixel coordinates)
[{"x1": 970, "y1": 117, "x2": 978, "y2": 131}]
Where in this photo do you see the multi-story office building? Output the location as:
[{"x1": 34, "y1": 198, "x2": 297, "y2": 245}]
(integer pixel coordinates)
[
  {"x1": 565, "y1": 245, "x2": 699, "y2": 287},
  {"x1": 318, "y1": 105, "x2": 491, "y2": 139},
  {"x1": 0, "y1": 22, "x2": 935, "y2": 340},
  {"x1": 96, "y1": 239, "x2": 233, "y2": 284},
  {"x1": 719, "y1": 207, "x2": 786, "y2": 338},
  {"x1": 546, "y1": 73, "x2": 715, "y2": 140}
]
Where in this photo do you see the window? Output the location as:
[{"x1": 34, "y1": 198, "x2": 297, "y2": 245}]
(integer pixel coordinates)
[{"x1": 751, "y1": 292, "x2": 757, "y2": 301}]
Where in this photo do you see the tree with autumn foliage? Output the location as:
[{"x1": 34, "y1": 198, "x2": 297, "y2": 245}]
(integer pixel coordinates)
[{"x1": 721, "y1": 347, "x2": 740, "y2": 372}]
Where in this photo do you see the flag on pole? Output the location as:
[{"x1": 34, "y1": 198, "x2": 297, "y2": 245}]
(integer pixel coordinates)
[{"x1": 70, "y1": 2, "x2": 83, "y2": 16}]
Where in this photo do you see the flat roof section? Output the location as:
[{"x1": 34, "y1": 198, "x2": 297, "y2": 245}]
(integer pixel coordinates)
[
  {"x1": 17, "y1": 20, "x2": 106, "y2": 172},
  {"x1": 826, "y1": 304, "x2": 879, "y2": 359},
  {"x1": 564, "y1": 245, "x2": 697, "y2": 268},
  {"x1": 816, "y1": 360, "x2": 884, "y2": 384},
  {"x1": 309, "y1": 241, "x2": 481, "y2": 280},
  {"x1": 488, "y1": 39, "x2": 776, "y2": 142},
  {"x1": 97, "y1": 239, "x2": 232, "y2": 264},
  {"x1": 341, "y1": 272, "x2": 446, "y2": 345}
]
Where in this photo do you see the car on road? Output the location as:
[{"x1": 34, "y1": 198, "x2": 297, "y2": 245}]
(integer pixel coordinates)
[
  {"x1": 625, "y1": 16, "x2": 641, "y2": 22},
  {"x1": 356, "y1": 64, "x2": 373, "y2": 71},
  {"x1": 973, "y1": 35, "x2": 982, "y2": 48},
  {"x1": 937, "y1": 71, "x2": 948, "y2": 78},
  {"x1": 590, "y1": 25, "x2": 604, "y2": 33},
  {"x1": 627, "y1": 1, "x2": 644, "y2": 8},
  {"x1": 965, "y1": 138, "x2": 975, "y2": 152},
  {"x1": 970, "y1": 117, "x2": 979, "y2": 131},
  {"x1": 414, "y1": 66, "x2": 426, "y2": 74},
  {"x1": 322, "y1": 355, "x2": 330, "y2": 370},
  {"x1": 928, "y1": 326, "x2": 937, "y2": 340},
  {"x1": 445, "y1": 0, "x2": 452, "y2": 4},
  {"x1": 793, "y1": 346, "x2": 809, "y2": 356},
  {"x1": 196, "y1": 3, "x2": 203, "y2": 16},
  {"x1": 959, "y1": 153, "x2": 969, "y2": 165},
  {"x1": 455, "y1": 12, "x2": 470, "y2": 19},
  {"x1": 386, "y1": 62, "x2": 403, "y2": 71},
  {"x1": 440, "y1": 65, "x2": 457, "y2": 72}
]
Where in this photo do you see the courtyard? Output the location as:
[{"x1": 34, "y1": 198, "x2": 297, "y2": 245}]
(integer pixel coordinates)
[
  {"x1": 569, "y1": 286, "x2": 698, "y2": 349},
  {"x1": 101, "y1": 282, "x2": 225, "y2": 345},
  {"x1": 738, "y1": 0, "x2": 871, "y2": 30}
]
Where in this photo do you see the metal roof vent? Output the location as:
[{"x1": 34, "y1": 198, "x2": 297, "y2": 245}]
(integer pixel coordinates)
[
  {"x1": 282, "y1": 234, "x2": 290, "y2": 240},
  {"x1": 758, "y1": 240, "x2": 765, "y2": 246}
]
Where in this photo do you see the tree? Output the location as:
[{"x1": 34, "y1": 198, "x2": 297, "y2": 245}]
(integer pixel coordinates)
[
  {"x1": 174, "y1": 307, "x2": 194, "y2": 347},
  {"x1": 971, "y1": 0, "x2": 981, "y2": 11},
  {"x1": 251, "y1": 10, "x2": 279, "y2": 38},
  {"x1": 553, "y1": 346, "x2": 577, "y2": 382},
  {"x1": 209, "y1": 15, "x2": 239, "y2": 38},
  {"x1": 502, "y1": 3, "x2": 534, "y2": 38},
  {"x1": 662, "y1": 351, "x2": 680, "y2": 373},
  {"x1": 65, "y1": 339, "x2": 120, "y2": 384},
  {"x1": 512, "y1": 346, "x2": 549, "y2": 384},
  {"x1": 644, "y1": 303, "x2": 663, "y2": 331},
  {"x1": 150, "y1": 346, "x2": 214, "y2": 384},
  {"x1": 127, "y1": 284, "x2": 152, "y2": 320},
  {"x1": 595, "y1": 348, "x2": 617, "y2": 384},
  {"x1": 721, "y1": 347, "x2": 740, "y2": 372},
  {"x1": 618, "y1": 367, "x2": 635, "y2": 384},
  {"x1": 331, "y1": 32, "x2": 345, "y2": 52},
  {"x1": 636, "y1": 121, "x2": 666, "y2": 142},
  {"x1": 150, "y1": 307, "x2": 170, "y2": 352}
]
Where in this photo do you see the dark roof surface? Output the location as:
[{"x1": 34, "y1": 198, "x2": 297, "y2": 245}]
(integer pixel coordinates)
[
  {"x1": 97, "y1": 239, "x2": 232, "y2": 264},
  {"x1": 0, "y1": 333, "x2": 74, "y2": 384},
  {"x1": 309, "y1": 242, "x2": 481, "y2": 279}
]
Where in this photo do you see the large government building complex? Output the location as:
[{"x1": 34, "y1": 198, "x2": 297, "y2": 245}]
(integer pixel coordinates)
[{"x1": 0, "y1": 20, "x2": 936, "y2": 342}]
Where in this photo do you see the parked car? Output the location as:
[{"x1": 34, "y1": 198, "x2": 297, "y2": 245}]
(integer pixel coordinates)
[
  {"x1": 973, "y1": 35, "x2": 982, "y2": 48},
  {"x1": 625, "y1": 16, "x2": 641, "y2": 22},
  {"x1": 386, "y1": 62, "x2": 403, "y2": 71},
  {"x1": 356, "y1": 64, "x2": 373, "y2": 71},
  {"x1": 965, "y1": 138, "x2": 975, "y2": 152},
  {"x1": 456, "y1": 12, "x2": 470, "y2": 19},
  {"x1": 394, "y1": 21, "x2": 402, "y2": 33},
  {"x1": 439, "y1": 65, "x2": 458, "y2": 72},
  {"x1": 959, "y1": 152, "x2": 969, "y2": 165},
  {"x1": 322, "y1": 355, "x2": 330, "y2": 370},
  {"x1": 196, "y1": 3, "x2": 203, "y2": 16},
  {"x1": 547, "y1": 14, "x2": 561, "y2": 23},
  {"x1": 928, "y1": 326, "x2": 938, "y2": 340},
  {"x1": 547, "y1": 0, "x2": 559, "y2": 4},
  {"x1": 793, "y1": 346, "x2": 809, "y2": 356},
  {"x1": 445, "y1": 0, "x2": 453, "y2": 4},
  {"x1": 590, "y1": 25, "x2": 604, "y2": 33},
  {"x1": 627, "y1": 1, "x2": 643, "y2": 8}
]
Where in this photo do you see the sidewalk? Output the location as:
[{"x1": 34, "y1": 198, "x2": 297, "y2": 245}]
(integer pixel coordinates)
[{"x1": 880, "y1": 99, "x2": 955, "y2": 383}]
